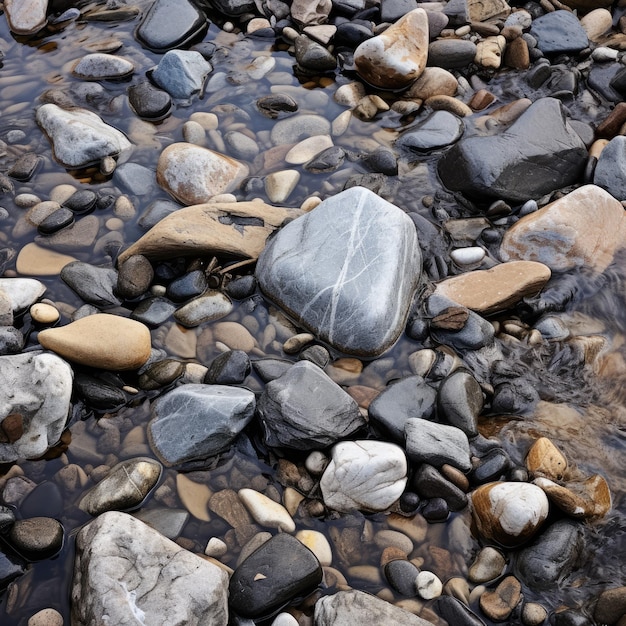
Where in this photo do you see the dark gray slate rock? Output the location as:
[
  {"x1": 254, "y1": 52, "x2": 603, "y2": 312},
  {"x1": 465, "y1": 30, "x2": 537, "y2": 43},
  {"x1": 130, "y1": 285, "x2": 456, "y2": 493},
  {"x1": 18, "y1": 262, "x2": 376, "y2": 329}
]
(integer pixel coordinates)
[
  {"x1": 314, "y1": 590, "x2": 434, "y2": 625},
  {"x1": 437, "y1": 370, "x2": 483, "y2": 436},
  {"x1": 384, "y1": 559, "x2": 419, "y2": 596},
  {"x1": 251, "y1": 358, "x2": 293, "y2": 382},
  {"x1": 368, "y1": 375, "x2": 437, "y2": 442},
  {"x1": 397, "y1": 110, "x2": 464, "y2": 153},
  {"x1": 594, "y1": 135, "x2": 626, "y2": 201},
  {"x1": 428, "y1": 39, "x2": 477, "y2": 68},
  {"x1": 256, "y1": 186, "x2": 421, "y2": 357},
  {"x1": 257, "y1": 360, "x2": 365, "y2": 450},
  {"x1": 437, "y1": 98, "x2": 587, "y2": 202},
  {"x1": 75, "y1": 374, "x2": 127, "y2": 411},
  {"x1": 435, "y1": 595, "x2": 487, "y2": 626},
  {"x1": 204, "y1": 350, "x2": 251, "y2": 384},
  {"x1": 295, "y1": 35, "x2": 336, "y2": 72},
  {"x1": 229, "y1": 533, "x2": 322, "y2": 619},
  {"x1": 60, "y1": 261, "x2": 120, "y2": 308},
  {"x1": 404, "y1": 417, "x2": 472, "y2": 472},
  {"x1": 530, "y1": 10, "x2": 588, "y2": 55},
  {"x1": 117, "y1": 255, "x2": 154, "y2": 301},
  {"x1": 381, "y1": 0, "x2": 419, "y2": 23},
  {"x1": 135, "y1": 0, "x2": 208, "y2": 52},
  {"x1": 148, "y1": 384, "x2": 255, "y2": 466},
  {"x1": 128, "y1": 81, "x2": 172, "y2": 121},
  {"x1": 38, "y1": 207, "x2": 74, "y2": 234},
  {"x1": 414, "y1": 463, "x2": 468, "y2": 511},
  {"x1": 131, "y1": 296, "x2": 176, "y2": 327},
  {"x1": 517, "y1": 519, "x2": 584, "y2": 587}
]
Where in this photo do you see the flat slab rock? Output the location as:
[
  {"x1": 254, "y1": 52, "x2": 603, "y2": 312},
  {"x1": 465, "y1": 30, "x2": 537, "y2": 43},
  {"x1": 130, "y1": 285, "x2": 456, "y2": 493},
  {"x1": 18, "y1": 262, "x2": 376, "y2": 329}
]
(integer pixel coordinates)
[
  {"x1": 500, "y1": 184, "x2": 626, "y2": 273},
  {"x1": 256, "y1": 186, "x2": 421, "y2": 357},
  {"x1": 435, "y1": 260, "x2": 551, "y2": 315},
  {"x1": 0, "y1": 352, "x2": 72, "y2": 463},
  {"x1": 118, "y1": 200, "x2": 298, "y2": 264},
  {"x1": 72, "y1": 511, "x2": 229, "y2": 626},
  {"x1": 437, "y1": 97, "x2": 587, "y2": 202}
]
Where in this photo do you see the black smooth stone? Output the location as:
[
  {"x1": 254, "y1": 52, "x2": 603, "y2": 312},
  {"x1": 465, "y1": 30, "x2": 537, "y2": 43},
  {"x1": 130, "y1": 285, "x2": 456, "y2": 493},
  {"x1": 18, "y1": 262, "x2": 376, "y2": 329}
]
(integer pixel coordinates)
[
  {"x1": 229, "y1": 533, "x2": 322, "y2": 619},
  {"x1": 117, "y1": 254, "x2": 154, "y2": 300},
  {"x1": 252, "y1": 358, "x2": 293, "y2": 383},
  {"x1": 225, "y1": 275, "x2": 256, "y2": 300},
  {"x1": 437, "y1": 369, "x2": 482, "y2": 436},
  {"x1": 75, "y1": 373, "x2": 127, "y2": 411},
  {"x1": 256, "y1": 94, "x2": 298, "y2": 120},
  {"x1": 363, "y1": 148, "x2": 398, "y2": 176},
  {"x1": 204, "y1": 350, "x2": 251, "y2": 384},
  {"x1": 435, "y1": 595, "x2": 487, "y2": 626},
  {"x1": 554, "y1": 609, "x2": 593, "y2": 626},
  {"x1": 304, "y1": 147, "x2": 346, "y2": 174},
  {"x1": 135, "y1": 0, "x2": 208, "y2": 52},
  {"x1": 128, "y1": 81, "x2": 172, "y2": 121},
  {"x1": 166, "y1": 270, "x2": 208, "y2": 302},
  {"x1": 20, "y1": 482, "x2": 63, "y2": 519},
  {"x1": 60, "y1": 262, "x2": 120, "y2": 308},
  {"x1": 63, "y1": 189, "x2": 98, "y2": 214},
  {"x1": 294, "y1": 36, "x2": 337, "y2": 72},
  {"x1": 384, "y1": 559, "x2": 419, "y2": 596},
  {"x1": 380, "y1": 0, "x2": 418, "y2": 23},
  {"x1": 297, "y1": 345, "x2": 330, "y2": 369},
  {"x1": 334, "y1": 22, "x2": 373, "y2": 49},
  {"x1": 413, "y1": 464, "x2": 468, "y2": 511},
  {"x1": 491, "y1": 379, "x2": 539, "y2": 414},
  {"x1": 37, "y1": 208, "x2": 75, "y2": 235},
  {"x1": 399, "y1": 491, "x2": 420, "y2": 513},
  {"x1": 8, "y1": 153, "x2": 42, "y2": 182},
  {"x1": 131, "y1": 296, "x2": 177, "y2": 327},
  {"x1": 421, "y1": 497, "x2": 449, "y2": 522},
  {"x1": 96, "y1": 193, "x2": 115, "y2": 211},
  {"x1": 471, "y1": 448, "x2": 511, "y2": 485}
]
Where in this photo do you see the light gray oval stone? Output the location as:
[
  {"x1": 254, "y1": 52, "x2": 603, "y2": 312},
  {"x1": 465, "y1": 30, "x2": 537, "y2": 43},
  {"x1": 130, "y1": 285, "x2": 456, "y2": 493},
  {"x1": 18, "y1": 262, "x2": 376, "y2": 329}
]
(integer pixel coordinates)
[{"x1": 72, "y1": 53, "x2": 135, "y2": 80}]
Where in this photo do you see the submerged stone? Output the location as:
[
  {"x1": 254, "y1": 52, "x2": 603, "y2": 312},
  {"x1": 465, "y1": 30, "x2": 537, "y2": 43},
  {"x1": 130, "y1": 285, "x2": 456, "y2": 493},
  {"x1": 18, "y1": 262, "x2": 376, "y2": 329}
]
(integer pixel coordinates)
[
  {"x1": 152, "y1": 50, "x2": 212, "y2": 99},
  {"x1": 256, "y1": 186, "x2": 421, "y2": 357},
  {"x1": 530, "y1": 10, "x2": 589, "y2": 55},
  {"x1": 437, "y1": 98, "x2": 587, "y2": 202}
]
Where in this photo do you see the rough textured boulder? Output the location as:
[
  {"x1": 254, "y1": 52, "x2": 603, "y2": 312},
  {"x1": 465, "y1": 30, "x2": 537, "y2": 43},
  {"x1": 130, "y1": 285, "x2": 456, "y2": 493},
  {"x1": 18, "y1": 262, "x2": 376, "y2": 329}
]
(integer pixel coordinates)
[
  {"x1": 72, "y1": 511, "x2": 229, "y2": 625},
  {"x1": 438, "y1": 98, "x2": 587, "y2": 202},
  {"x1": 256, "y1": 186, "x2": 421, "y2": 357}
]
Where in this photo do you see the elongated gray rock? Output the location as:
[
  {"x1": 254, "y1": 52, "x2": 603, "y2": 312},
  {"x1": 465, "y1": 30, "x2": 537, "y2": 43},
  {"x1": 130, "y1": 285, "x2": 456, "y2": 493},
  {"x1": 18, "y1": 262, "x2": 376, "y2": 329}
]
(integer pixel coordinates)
[
  {"x1": 437, "y1": 97, "x2": 587, "y2": 202},
  {"x1": 148, "y1": 384, "x2": 255, "y2": 466},
  {"x1": 72, "y1": 511, "x2": 229, "y2": 626},
  {"x1": 256, "y1": 186, "x2": 421, "y2": 357},
  {"x1": 315, "y1": 590, "x2": 434, "y2": 625},
  {"x1": 320, "y1": 440, "x2": 408, "y2": 512},
  {"x1": 0, "y1": 352, "x2": 73, "y2": 463},
  {"x1": 36, "y1": 104, "x2": 132, "y2": 169},
  {"x1": 257, "y1": 360, "x2": 365, "y2": 450}
]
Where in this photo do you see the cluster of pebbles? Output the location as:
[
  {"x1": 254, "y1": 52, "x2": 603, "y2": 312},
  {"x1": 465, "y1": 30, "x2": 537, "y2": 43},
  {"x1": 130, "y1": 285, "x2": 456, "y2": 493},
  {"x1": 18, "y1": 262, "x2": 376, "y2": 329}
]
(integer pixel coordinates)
[{"x1": 0, "y1": 0, "x2": 625, "y2": 624}]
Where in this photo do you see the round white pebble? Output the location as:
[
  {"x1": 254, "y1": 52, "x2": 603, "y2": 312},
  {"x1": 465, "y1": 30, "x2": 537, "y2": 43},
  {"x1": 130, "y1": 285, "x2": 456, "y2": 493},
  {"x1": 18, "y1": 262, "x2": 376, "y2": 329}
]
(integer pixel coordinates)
[
  {"x1": 450, "y1": 246, "x2": 486, "y2": 266},
  {"x1": 416, "y1": 570, "x2": 443, "y2": 600},
  {"x1": 305, "y1": 450, "x2": 329, "y2": 476},
  {"x1": 271, "y1": 613, "x2": 299, "y2": 626},
  {"x1": 205, "y1": 537, "x2": 228, "y2": 558}
]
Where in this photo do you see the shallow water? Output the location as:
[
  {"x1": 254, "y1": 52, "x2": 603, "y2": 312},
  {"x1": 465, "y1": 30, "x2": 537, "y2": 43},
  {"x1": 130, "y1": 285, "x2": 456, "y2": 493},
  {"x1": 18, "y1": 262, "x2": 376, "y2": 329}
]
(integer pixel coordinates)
[{"x1": 0, "y1": 2, "x2": 624, "y2": 624}]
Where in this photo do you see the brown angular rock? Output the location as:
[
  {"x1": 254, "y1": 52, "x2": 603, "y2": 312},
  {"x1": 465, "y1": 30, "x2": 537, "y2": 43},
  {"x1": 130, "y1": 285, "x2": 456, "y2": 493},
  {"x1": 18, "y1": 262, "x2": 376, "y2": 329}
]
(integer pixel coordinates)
[
  {"x1": 534, "y1": 474, "x2": 611, "y2": 519},
  {"x1": 526, "y1": 437, "x2": 568, "y2": 480},
  {"x1": 479, "y1": 576, "x2": 522, "y2": 621}
]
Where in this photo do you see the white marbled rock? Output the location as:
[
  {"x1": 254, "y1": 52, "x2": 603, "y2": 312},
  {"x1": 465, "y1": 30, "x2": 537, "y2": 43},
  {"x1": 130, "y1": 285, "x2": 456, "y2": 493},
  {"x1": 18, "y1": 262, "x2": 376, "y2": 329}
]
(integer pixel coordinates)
[
  {"x1": 72, "y1": 511, "x2": 229, "y2": 626},
  {"x1": 36, "y1": 104, "x2": 132, "y2": 169},
  {"x1": 4, "y1": 0, "x2": 48, "y2": 35},
  {"x1": 320, "y1": 440, "x2": 408, "y2": 512},
  {"x1": 152, "y1": 50, "x2": 212, "y2": 99},
  {"x1": 0, "y1": 352, "x2": 73, "y2": 463},
  {"x1": 0, "y1": 278, "x2": 46, "y2": 312},
  {"x1": 157, "y1": 142, "x2": 249, "y2": 205},
  {"x1": 256, "y1": 186, "x2": 421, "y2": 357},
  {"x1": 354, "y1": 8, "x2": 429, "y2": 90}
]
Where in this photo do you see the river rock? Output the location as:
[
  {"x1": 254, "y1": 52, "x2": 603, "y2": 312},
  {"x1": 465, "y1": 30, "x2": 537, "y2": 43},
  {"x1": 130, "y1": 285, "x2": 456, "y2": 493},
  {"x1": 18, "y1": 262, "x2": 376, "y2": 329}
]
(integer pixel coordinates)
[
  {"x1": 238, "y1": 488, "x2": 295, "y2": 532},
  {"x1": 470, "y1": 481, "x2": 549, "y2": 548},
  {"x1": 593, "y1": 586, "x2": 626, "y2": 625},
  {"x1": 72, "y1": 53, "x2": 134, "y2": 80},
  {"x1": 529, "y1": 10, "x2": 589, "y2": 55},
  {"x1": 320, "y1": 440, "x2": 408, "y2": 512},
  {"x1": 438, "y1": 97, "x2": 587, "y2": 202},
  {"x1": 469, "y1": 546, "x2": 506, "y2": 583},
  {"x1": 8, "y1": 517, "x2": 64, "y2": 560},
  {"x1": 354, "y1": 8, "x2": 429, "y2": 90},
  {"x1": 533, "y1": 475, "x2": 611, "y2": 519},
  {"x1": 38, "y1": 314, "x2": 151, "y2": 370},
  {"x1": 0, "y1": 352, "x2": 72, "y2": 463},
  {"x1": 36, "y1": 104, "x2": 132, "y2": 170},
  {"x1": 119, "y1": 200, "x2": 294, "y2": 264},
  {"x1": 396, "y1": 110, "x2": 464, "y2": 152},
  {"x1": 72, "y1": 511, "x2": 228, "y2": 625},
  {"x1": 60, "y1": 261, "x2": 120, "y2": 308},
  {"x1": 437, "y1": 370, "x2": 483, "y2": 436},
  {"x1": 156, "y1": 143, "x2": 248, "y2": 205},
  {"x1": 229, "y1": 533, "x2": 322, "y2": 619},
  {"x1": 136, "y1": 0, "x2": 208, "y2": 52},
  {"x1": 479, "y1": 575, "x2": 522, "y2": 621},
  {"x1": 4, "y1": 0, "x2": 48, "y2": 35},
  {"x1": 500, "y1": 184, "x2": 626, "y2": 273},
  {"x1": 314, "y1": 589, "x2": 434, "y2": 625},
  {"x1": 517, "y1": 519, "x2": 584, "y2": 587},
  {"x1": 256, "y1": 186, "x2": 421, "y2": 357},
  {"x1": 405, "y1": 418, "x2": 472, "y2": 472},
  {"x1": 174, "y1": 291, "x2": 233, "y2": 327},
  {"x1": 78, "y1": 457, "x2": 162, "y2": 515},
  {"x1": 593, "y1": 135, "x2": 626, "y2": 201},
  {"x1": 368, "y1": 375, "x2": 437, "y2": 442},
  {"x1": 0, "y1": 278, "x2": 46, "y2": 313},
  {"x1": 257, "y1": 360, "x2": 365, "y2": 450},
  {"x1": 152, "y1": 50, "x2": 212, "y2": 99},
  {"x1": 435, "y1": 261, "x2": 551, "y2": 315},
  {"x1": 128, "y1": 81, "x2": 172, "y2": 121},
  {"x1": 525, "y1": 437, "x2": 567, "y2": 480},
  {"x1": 428, "y1": 39, "x2": 478, "y2": 69},
  {"x1": 270, "y1": 114, "x2": 331, "y2": 145},
  {"x1": 148, "y1": 384, "x2": 255, "y2": 466}
]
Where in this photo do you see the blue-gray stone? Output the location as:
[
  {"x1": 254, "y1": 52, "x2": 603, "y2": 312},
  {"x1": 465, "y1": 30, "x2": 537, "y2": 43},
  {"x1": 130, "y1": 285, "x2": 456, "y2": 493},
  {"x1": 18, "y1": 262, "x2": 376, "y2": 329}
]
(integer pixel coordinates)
[
  {"x1": 437, "y1": 98, "x2": 587, "y2": 202},
  {"x1": 594, "y1": 135, "x2": 626, "y2": 201},
  {"x1": 397, "y1": 110, "x2": 464, "y2": 153},
  {"x1": 114, "y1": 163, "x2": 155, "y2": 196},
  {"x1": 404, "y1": 417, "x2": 472, "y2": 472},
  {"x1": 256, "y1": 186, "x2": 421, "y2": 357},
  {"x1": 152, "y1": 50, "x2": 212, "y2": 99},
  {"x1": 135, "y1": 0, "x2": 208, "y2": 52},
  {"x1": 437, "y1": 370, "x2": 483, "y2": 436},
  {"x1": 530, "y1": 10, "x2": 588, "y2": 55},
  {"x1": 148, "y1": 384, "x2": 255, "y2": 466},
  {"x1": 257, "y1": 360, "x2": 365, "y2": 450},
  {"x1": 60, "y1": 261, "x2": 120, "y2": 308}
]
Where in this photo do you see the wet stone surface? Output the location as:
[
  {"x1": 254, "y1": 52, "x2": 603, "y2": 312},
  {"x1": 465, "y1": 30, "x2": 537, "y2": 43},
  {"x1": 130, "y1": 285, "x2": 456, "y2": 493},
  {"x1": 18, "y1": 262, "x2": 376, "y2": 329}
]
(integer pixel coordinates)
[{"x1": 0, "y1": 1, "x2": 625, "y2": 625}]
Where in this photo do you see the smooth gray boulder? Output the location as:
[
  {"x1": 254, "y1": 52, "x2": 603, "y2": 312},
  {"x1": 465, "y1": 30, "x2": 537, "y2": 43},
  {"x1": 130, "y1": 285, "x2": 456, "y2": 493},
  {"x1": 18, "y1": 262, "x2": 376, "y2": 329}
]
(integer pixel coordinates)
[
  {"x1": 257, "y1": 360, "x2": 365, "y2": 450},
  {"x1": 256, "y1": 186, "x2": 421, "y2": 357},
  {"x1": 72, "y1": 511, "x2": 229, "y2": 626},
  {"x1": 36, "y1": 103, "x2": 132, "y2": 169},
  {"x1": 530, "y1": 10, "x2": 589, "y2": 55},
  {"x1": 152, "y1": 50, "x2": 212, "y2": 99},
  {"x1": 0, "y1": 352, "x2": 73, "y2": 463},
  {"x1": 148, "y1": 384, "x2": 255, "y2": 466},
  {"x1": 315, "y1": 590, "x2": 434, "y2": 625},
  {"x1": 60, "y1": 261, "x2": 120, "y2": 308},
  {"x1": 594, "y1": 135, "x2": 626, "y2": 201},
  {"x1": 437, "y1": 98, "x2": 587, "y2": 202}
]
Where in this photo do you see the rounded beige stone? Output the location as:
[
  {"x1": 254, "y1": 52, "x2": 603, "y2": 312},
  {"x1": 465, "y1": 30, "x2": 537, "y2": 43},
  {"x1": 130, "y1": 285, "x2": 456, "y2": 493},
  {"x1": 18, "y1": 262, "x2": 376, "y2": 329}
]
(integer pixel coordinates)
[
  {"x1": 526, "y1": 437, "x2": 568, "y2": 480},
  {"x1": 28, "y1": 608, "x2": 64, "y2": 626},
  {"x1": 38, "y1": 313, "x2": 152, "y2": 370},
  {"x1": 30, "y1": 302, "x2": 60, "y2": 325}
]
